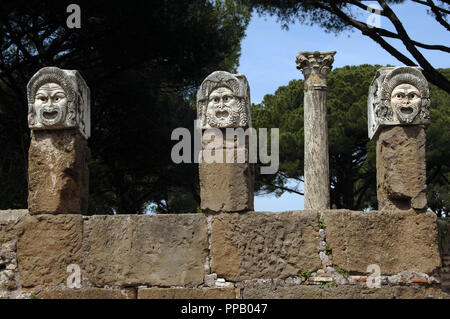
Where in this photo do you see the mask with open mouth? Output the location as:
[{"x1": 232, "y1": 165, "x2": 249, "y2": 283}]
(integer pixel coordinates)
[
  {"x1": 206, "y1": 86, "x2": 241, "y2": 128},
  {"x1": 390, "y1": 83, "x2": 421, "y2": 124},
  {"x1": 34, "y1": 83, "x2": 68, "y2": 127},
  {"x1": 367, "y1": 66, "x2": 430, "y2": 140}
]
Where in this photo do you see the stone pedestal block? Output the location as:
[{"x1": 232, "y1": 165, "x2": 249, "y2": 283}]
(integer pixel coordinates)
[
  {"x1": 376, "y1": 125, "x2": 427, "y2": 211},
  {"x1": 17, "y1": 214, "x2": 83, "y2": 287},
  {"x1": 199, "y1": 129, "x2": 254, "y2": 212},
  {"x1": 199, "y1": 161, "x2": 254, "y2": 213},
  {"x1": 322, "y1": 210, "x2": 441, "y2": 275},
  {"x1": 138, "y1": 287, "x2": 235, "y2": 299},
  {"x1": 210, "y1": 211, "x2": 321, "y2": 281},
  {"x1": 84, "y1": 214, "x2": 208, "y2": 287},
  {"x1": 28, "y1": 129, "x2": 89, "y2": 215}
]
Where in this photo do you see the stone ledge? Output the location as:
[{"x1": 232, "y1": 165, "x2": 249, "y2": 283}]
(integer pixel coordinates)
[
  {"x1": 34, "y1": 286, "x2": 136, "y2": 299},
  {"x1": 84, "y1": 214, "x2": 208, "y2": 287},
  {"x1": 210, "y1": 211, "x2": 321, "y2": 281},
  {"x1": 0, "y1": 210, "x2": 28, "y2": 224},
  {"x1": 322, "y1": 209, "x2": 442, "y2": 275},
  {"x1": 138, "y1": 287, "x2": 235, "y2": 299},
  {"x1": 0, "y1": 210, "x2": 28, "y2": 250},
  {"x1": 241, "y1": 285, "x2": 449, "y2": 299}
]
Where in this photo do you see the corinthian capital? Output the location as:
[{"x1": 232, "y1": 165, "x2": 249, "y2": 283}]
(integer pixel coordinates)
[{"x1": 296, "y1": 51, "x2": 336, "y2": 77}]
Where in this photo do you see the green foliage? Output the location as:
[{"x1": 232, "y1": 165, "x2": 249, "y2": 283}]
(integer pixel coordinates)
[
  {"x1": 252, "y1": 65, "x2": 450, "y2": 214},
  {"x1": 299, "y1": 269, "x2": 312, "y2": 279},
  {"x1": 319, "y1": 280, "x2": 337, "y2": 288},
  {"x1": 334, "y1": 267, "x2": 349, "y2": 279},
  {"x1": 318, "y1": 217, "x2": 326, "y2": 229},
  {"x1": 325, "y1": 244, "x2": 332, "y2": 256}
]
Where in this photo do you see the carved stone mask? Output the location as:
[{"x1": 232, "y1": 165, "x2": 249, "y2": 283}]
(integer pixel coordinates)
[
  {"x1": 367, "y1": 66, "x2": 430, "y2": 140},
  {"x1": 34, "y1": 83, "x2": 68, "y2": 127},
  {"x1": 206, "y1": 86, "x2": 241, "y2": 128},
  {"x1": 390, "y1": 83, "x2": 421, "y2": 124},
  {"x1": 197, "y1": 71, "x2": 251, "y2": 129}
]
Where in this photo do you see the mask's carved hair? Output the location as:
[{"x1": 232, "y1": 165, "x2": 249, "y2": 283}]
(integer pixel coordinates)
[{"x1": 27, "y1": 67, "x2": 76, "y2": 127}]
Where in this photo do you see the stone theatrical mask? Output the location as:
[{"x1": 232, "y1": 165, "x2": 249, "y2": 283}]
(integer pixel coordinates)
[
  {"x1": 390, "y1": 83, "x2": 421, "y2": 124},
  {"x1": 33, "y1": 83, "x2": 68, "y2": 127},
  {"x1": 27, "y1": 67, "x2": 90, "y2": 139},
  {"x1": 197, "y1": 71, "x2": 251, "y2": 129},
  {"x1": 367, "y1": 66, "x2": 430, "y2": 140}
]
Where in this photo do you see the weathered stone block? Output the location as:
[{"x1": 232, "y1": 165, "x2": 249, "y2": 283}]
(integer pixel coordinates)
[
  {"x1": 17, "y1": 214, "x2": 83, "y2": 287},
  {"x1": 210, "y1": 211, "x2": 321, "y2": 281},
  {"x1": 0, "y1": 210, "x2": 28, "y2": 243},
  {"x1": 0, "y1": 211, "x2": 25, "y2": 294},
  {"x1": 138, "y1": 287, "x2": 235, "y2": 299},
  {"x1": 392, "y1": 286, "x2": 449, "y2": 299},
  {"x1": 28, "y1": 130, "x2": 89, "y2": 214},
  {"x1": 34, "y1": 287, "x2": 136, "y2": 299},
  {"x1": 199, "y1": 161, "x2": 254, "y2": 212},
  {"x1": 322, "y1": 210, "x2": 441, "y2": 275},
  {"x1": 84, "y1": 214, "x2": 208, "y2": 287},
  {"x1": 376, "y1": 126, "x2": 427, "y2": 211},
  {"x1": 242, "y1": 285, "x2": 393, "y2": 299},
  {"x1": 0, "y1": 210, "x2": 28, "y2": 224},
  {"x1": 242, "y1": 285, "x2": 449, "y2": 299}
]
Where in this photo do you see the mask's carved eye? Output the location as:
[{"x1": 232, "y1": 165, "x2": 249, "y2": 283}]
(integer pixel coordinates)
[
  {"x1": 408, "y1": 93, "x2": 418, "y2": 99},
  {"x1": 223, "y1": 96, "x2": 229, "y2": 102},
  {"x1": 214, "y1": 98, "x2": 219, "y2": 103},
  {"x1": 38, "y1": 96, "x2": 47, "y2": 102}
]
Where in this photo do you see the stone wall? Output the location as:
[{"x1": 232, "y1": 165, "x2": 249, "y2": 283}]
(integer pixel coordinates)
[{"x1": 0, "y1": 209, "x2": 448, "y2": 299}]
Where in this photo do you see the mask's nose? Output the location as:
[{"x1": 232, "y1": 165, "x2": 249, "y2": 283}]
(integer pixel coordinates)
[
  {"x1": 217, "y1": 99, "x2": 225, "y2": 109},
  {"x1": 44, "y1": 101, "x2": 55, "y2": 110}
]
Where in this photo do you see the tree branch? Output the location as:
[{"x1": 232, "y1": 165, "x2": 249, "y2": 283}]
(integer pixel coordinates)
[
  {"x1": 326, "y1": 1, "x2": 450, "y2": 92},
  {"x1": 377, "y1": 0, "x2": 450, "y2": 92},
  {"x1": 411, "y1": 0, "x2": 450, "y2": 15},
  {"x1": 426, "y1": 0, "x2": 450, "y2": 31},
  {"x1": 267, "y1": 182, "x2": 304, "y2": 196}
]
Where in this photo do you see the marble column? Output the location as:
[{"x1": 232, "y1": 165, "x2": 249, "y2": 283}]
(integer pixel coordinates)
[{"x1": 296, "y1": 51, "x2": 336, "y2": 210}]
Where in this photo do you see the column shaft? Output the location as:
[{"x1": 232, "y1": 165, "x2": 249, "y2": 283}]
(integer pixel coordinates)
[
  {"x1": 303, "y1": 88, "x2": 329, "y2": 210},
  {"x1": 296, "y1": 51, "x2": 336, "y2": 210}
]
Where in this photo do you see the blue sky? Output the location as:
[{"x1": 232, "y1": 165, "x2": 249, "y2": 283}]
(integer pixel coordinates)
[{"x1": 237, "y1": 1, "x2": 449, "y2": 212}]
